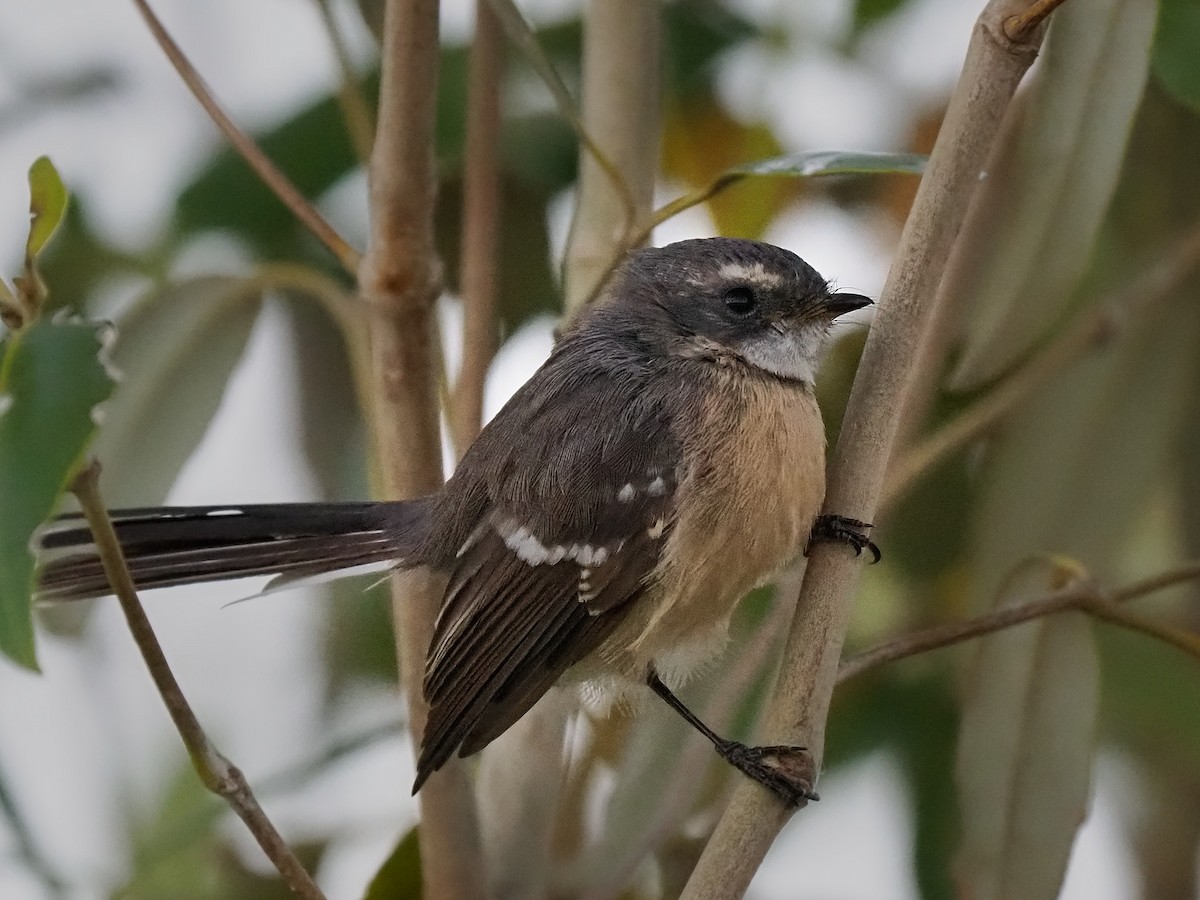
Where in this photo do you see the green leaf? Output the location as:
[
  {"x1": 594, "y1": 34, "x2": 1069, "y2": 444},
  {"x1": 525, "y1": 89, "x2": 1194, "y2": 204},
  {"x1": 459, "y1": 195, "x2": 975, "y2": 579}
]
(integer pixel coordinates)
[
  {"x1": 1152, "y1": 0, "x2": 1200, "y2": 114},
  {"x1": 948, "y1": 0, "x2": 1159, "y2": 389},
  {"x1": 0, "y1": 319, "x2": 116, "y2": 668},
  {"x1": 363, "y1": 827, "x2": 421, "y2": 900},
  {"x1": 649, "y1": 149, "x2": 925, "y2": 232},
  {"x1": 25, "y1": 156, "x2": 68, "y2": 263},
  {"x1": 89, "y1": 277, "x2": 263, "y2": 506},
  {"x1": 954, "y1": 557, "x2": 1100, "y2": 900},
  {"x1": 852, "y1": 0, "x2": 911, "y2": 36}
]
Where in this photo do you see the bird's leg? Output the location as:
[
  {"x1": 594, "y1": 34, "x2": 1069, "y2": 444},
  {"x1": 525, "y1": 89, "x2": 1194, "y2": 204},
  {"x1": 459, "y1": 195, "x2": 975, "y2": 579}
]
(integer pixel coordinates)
[
  {"x1": 646, "y1": 669, "x2": 818, "y2": 807},
  {"x1": 808, "y1": 514, "x2": 881, "y2": 563}
]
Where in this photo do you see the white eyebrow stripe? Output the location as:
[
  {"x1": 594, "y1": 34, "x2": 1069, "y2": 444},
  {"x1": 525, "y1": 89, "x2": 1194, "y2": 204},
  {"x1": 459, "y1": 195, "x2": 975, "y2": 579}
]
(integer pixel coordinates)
[{"x1": 717, "y1": 261, "x2": 783, "y2": 286}]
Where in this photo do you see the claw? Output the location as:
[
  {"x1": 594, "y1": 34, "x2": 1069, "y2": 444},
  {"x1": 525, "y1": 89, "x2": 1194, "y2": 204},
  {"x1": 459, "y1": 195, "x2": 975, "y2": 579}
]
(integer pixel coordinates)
[
  {"x1": 715, "y1": 740, "x2": 819, "y2": 807},
  {"x1": 808, "y1": 514, "x2": 881, "y2": 563}
]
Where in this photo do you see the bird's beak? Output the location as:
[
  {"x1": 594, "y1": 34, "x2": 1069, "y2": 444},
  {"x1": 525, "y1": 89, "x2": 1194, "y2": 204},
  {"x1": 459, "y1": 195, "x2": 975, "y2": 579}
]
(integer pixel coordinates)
[{"x1": 824, "y1": 292, "x2": 873, "y2": 317}]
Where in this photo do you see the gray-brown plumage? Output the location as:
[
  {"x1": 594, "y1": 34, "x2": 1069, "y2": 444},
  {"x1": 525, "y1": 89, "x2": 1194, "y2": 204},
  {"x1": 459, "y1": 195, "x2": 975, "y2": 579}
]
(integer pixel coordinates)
[{"x1": 36, "y1": 237, "x2": 871, "y2": 801}]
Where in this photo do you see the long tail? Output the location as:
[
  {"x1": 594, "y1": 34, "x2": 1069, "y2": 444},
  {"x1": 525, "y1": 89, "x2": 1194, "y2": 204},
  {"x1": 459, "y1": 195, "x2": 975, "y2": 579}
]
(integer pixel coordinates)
[{"x1": 36, "y1": 500, "x2": 432, "y2": 602}]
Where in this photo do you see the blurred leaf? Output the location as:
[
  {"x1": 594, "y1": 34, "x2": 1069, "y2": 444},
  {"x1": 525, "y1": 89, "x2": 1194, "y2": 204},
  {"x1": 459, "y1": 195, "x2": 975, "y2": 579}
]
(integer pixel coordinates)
[
  {"x1": 123, "y1": 760, "x2": 326, "y2": 900},
  {"x1": 0, "y1": 319, "x2": 115, "y2": 669},
  {"x1": 662, "y1": 0, "x2": 759, "y2": 97},
  {"x1": 954, "y1": 557, "x2": 1099, "y2": 900},
  {"x1": 89, "y1": 277, "x2": 263, "y2": 506},
  {"x1": 827, "y1": 671, "x2": 959, "y2": 900},
  {"x1": 364, "y1": 826, "x2": 421, "y2": 900},
  {"x1": 41, "y1": 200, "x2": 152, "y2": 318},
  {"x1": 662, "y1": 93, "x2": 789, "y2": 239},
  {"x1": 25, "y1": 156, "x2": 68, "y2": 262},
  {"x1": 971, "y1": 294, "x2": 1200, "y2": 602},
  {"x1": 283, "y1": 298, "x2": 367, "y2": 502},
  {"x1": 948, "y1": 0, "x2": 1159, "y2": 389},
  {"x1": 324, "y1": 577, "x2": 396, "y2": 695},
  {"x1": 851, "y1": 0, "x2": 911, "y2": 36},
  {"x1": 1152, "y1": 0, "x2": 1200, "y2": 114}
]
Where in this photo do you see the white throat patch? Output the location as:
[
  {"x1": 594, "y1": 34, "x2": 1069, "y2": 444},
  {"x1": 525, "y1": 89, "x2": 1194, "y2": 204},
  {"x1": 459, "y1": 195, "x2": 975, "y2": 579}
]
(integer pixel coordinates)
[{"x1": 735, "y1": 324, "x2": 825, "y2": 386}]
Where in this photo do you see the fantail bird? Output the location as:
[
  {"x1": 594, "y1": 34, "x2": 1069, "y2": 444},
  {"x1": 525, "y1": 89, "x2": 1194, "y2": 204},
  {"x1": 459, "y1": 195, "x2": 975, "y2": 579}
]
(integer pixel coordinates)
[{"x1": 36, "y1": 237, "x2": 875, "y2": 805}]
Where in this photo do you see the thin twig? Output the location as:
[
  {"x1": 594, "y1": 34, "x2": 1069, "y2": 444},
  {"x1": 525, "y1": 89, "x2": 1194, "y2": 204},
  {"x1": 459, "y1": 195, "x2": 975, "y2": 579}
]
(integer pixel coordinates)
[
  {"x1": 313, "y1": 0, "x2": 375, "y2": 164},
  {"x1": 487, "y1": 0, "x2": 636, "y2": 249},
  {"x1": 70, "y1": 460, "x2": 325, "y2": 900},
  {"x1": 837, "y1": 561, "x2": 1200, "y2": 683},
  {"x1": 680, "y1": 3, "x2": 1058, "y2": 896},
  {"x1": 131, "y1": 0, "x2": 360, "y2": 274},
  {"x1": 451, "y1": 0, "x2": 505, "y2": 456},
  {"x1": 884, "y1": 218, "x2": 1200, "y2": 507},
  {"x1": 358, "y1": 0, "x2": 488, "y2": 893}
]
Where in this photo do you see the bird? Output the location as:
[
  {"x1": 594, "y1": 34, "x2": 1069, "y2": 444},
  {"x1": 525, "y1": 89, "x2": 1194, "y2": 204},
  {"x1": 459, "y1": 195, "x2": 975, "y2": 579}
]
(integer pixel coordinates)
[{"x1": 37, "y1": 237, "x2": 875, "y2": 806}]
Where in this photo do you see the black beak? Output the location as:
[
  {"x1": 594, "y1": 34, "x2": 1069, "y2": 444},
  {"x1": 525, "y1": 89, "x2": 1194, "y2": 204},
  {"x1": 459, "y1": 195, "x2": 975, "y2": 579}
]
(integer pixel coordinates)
[{"x1": 824, "y1": 292, "x2": 873, "y2": 317}]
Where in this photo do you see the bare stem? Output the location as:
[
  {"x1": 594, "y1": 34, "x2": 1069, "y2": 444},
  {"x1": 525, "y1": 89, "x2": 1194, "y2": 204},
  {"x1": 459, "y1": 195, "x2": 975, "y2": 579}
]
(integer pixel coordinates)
[
  {"x1": 884, "y1": 218, "x2": 1200, "y2": 508},
  {"x1": 837, "y1": 560, "x2": 1200, "y2": 683},
  {"x1": 131, "y1": 0, "x2": 360, "y2": 274},
  {"x1": 358, "y1": 0, "x2": 487, "y2": 893},
  {"x1": 680, "y1": 3, "x2": 1059, "y2": 896},
  {"x1": 70, "y1": 461, "x2": 325, "y2": 900},
  {"x1": 313, "y1": 0, "x2": 376, "y2": 164},
  {"x1": 451, "y1": 0, "x2": 505, "y2": 455}
]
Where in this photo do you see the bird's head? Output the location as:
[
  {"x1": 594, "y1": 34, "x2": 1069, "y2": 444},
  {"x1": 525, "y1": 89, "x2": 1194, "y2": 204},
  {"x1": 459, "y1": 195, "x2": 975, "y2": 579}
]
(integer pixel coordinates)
[{"x1": 606, "y1": 237, "x2": 871, "y2": 387}]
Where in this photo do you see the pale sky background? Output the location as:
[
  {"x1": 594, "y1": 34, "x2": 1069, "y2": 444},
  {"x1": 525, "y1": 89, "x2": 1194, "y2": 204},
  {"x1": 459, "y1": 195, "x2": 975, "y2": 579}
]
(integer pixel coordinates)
[{"x1": 0, "y1": 0, "x2": 1142, "y2": 898}]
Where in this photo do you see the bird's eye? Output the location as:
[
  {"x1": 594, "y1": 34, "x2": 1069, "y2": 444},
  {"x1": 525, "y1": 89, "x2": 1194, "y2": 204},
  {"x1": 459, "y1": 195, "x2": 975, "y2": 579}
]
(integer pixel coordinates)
[{"x1": 724, "y1": 286, "x2": 756, "y2": 315}]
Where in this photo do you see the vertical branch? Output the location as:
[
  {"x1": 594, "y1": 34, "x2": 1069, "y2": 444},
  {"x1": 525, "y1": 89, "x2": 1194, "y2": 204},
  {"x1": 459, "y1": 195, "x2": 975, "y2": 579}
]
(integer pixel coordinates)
[
  {"x1": 680, "y1": 2, "x2": 1057, "y2": 897},
  {"x1": 560, "y1": 0, "x2": 663, "y2": 315},
  {"x1": 474, "y1": 0, "x2": 661, "y2": 893},
  {"x1": 451, "y1": 0, "x2": 506, "y2": 454},
  {"x1": 358, "y1": 0, "x2": 486, "y2": 895}
]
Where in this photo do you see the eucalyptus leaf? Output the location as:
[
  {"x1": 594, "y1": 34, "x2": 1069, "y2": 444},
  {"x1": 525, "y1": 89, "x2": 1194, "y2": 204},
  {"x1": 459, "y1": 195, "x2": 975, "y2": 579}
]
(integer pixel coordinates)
[
  {"x1": 948, "y1": 0, "x2": 1159, "y2": 389},
  {"x1": 0, "y1": 319, "x2": 115, "y2": 669},
  {"x1": 954, "y1": 557, "x2": 1099, "y2": 900},
  {"x1": 89, "y1": 276, "x2": 263, "y2": 506},
  {"x1": 648, "y1": 149, "x2": 925, "y2": 233},
  {"x1": 363, "y1": 826, "x2": 421, "y2": 900}
]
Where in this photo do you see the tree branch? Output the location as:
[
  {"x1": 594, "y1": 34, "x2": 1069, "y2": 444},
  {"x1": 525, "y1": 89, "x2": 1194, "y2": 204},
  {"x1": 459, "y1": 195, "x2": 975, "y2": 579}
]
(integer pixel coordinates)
[
  {"x1": 680, "y1": 3, "x2": 1058, "y2": 896},
  {"x1": 837, "y1": 561, "x2": 1200, "y2": 683},
  {"x1": 358, "y1": 0, "x2": 487, "y2": 895},
  {"x1": 451, "y1": 0, "x2": 505, "y2": 455},
  {"x1": 883, "y1": 217, "x2": 1200, "y2": 508},
  {"x1": 70, "y1": 461, "x2": 325, "y2": 900},
  {"x1": 559, "y1": 0, "x2": 661, "y2": 314},
  {"x1": 131, "y1": 0, "x2": 361, "y2": 274}
]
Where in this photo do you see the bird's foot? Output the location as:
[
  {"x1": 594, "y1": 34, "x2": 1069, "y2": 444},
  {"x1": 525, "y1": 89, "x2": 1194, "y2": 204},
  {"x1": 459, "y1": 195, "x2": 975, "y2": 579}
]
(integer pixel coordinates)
[
  {"x1": 715, "y1": 740, "x2": 819, "y2": 808},
  {"x1": 808, "y1": 514, "x2": 881, "y2": 563}
]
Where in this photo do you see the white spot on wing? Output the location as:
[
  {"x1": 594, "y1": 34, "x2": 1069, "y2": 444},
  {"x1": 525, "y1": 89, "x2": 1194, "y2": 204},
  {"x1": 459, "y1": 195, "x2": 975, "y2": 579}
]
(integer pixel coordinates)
[
  {"x1": 647, "y1": 517, "x2": 666, "y2": 540},
  {"x1": 618, "y1": 483, "x2": 636, "y2": 502},
  {"x1": 647, "y1": 476, "x2": 666, "y2": 496}
]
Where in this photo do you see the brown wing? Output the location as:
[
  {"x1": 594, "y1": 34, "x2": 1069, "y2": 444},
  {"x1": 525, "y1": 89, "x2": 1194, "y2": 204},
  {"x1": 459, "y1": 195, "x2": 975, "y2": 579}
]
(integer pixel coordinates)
[{"x1": 414, "y1": 404, "x2": 680, "y2": 790}]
